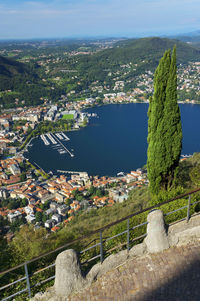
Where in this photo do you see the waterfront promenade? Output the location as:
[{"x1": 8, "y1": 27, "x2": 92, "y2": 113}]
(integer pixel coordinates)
[{"x1": 69, "y1": 240, "x2": 200, "y2": 301}]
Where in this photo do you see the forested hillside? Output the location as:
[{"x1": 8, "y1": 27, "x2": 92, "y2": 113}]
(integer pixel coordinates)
[{"x1": 0, "y1": 37, "x2": 200, "y2": 108}]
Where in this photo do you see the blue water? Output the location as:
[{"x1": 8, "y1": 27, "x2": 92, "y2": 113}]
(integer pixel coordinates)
[{"x1": 26, "y1": 103, "x2": 200, "y2": 176}]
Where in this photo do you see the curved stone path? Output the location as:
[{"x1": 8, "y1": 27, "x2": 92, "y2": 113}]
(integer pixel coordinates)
[{"x1": 68, "y1": 240, "x2": 200, "y2": 301}]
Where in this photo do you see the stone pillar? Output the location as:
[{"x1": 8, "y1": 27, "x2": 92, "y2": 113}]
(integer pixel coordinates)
[
  {"x1": 54, "y1": 249, "x2": 86, "y2": 298},
  {"x1": 144, "y1": 209, "x2": 169, "y2": 253}
]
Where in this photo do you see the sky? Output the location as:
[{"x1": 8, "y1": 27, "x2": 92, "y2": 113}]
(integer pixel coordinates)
[{"x1": 0, "y1": 0, "x2": 200, "y2": 40}]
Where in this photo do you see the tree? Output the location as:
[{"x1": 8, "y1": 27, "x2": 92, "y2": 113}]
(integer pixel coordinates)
[
  {"x1": 20, "y1": 172, "x2": 26, "y2": 182},
  {"x1": 10, "y1": 225, "x2": 47, "y2": 263},
  {"x1": 147, "y1": 46, "x2": 182, "y2": 195},
  {"x1": 35, "y1": 211, "x2": 43, "y2": 222}
]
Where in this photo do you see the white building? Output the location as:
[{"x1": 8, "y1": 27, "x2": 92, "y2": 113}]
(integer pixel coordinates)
[
  {"x1": 25, "y1": 214, "x2": 36, "y2": 224},
  {"x1": 8, "y1": 211, "x2": 22, "y2": 223}
]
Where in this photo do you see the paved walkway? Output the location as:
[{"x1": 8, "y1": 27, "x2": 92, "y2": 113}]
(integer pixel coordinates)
[{"x1": 68, "y1": 240, "x2": 200, "y2": 301}]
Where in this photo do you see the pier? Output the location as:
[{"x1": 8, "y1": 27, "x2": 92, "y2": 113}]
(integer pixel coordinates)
[
  {"x1": 57, "y1": 170, "x2": 85, "y2": 174},
  {"x1": 51, "y1": 133, "x2": 74, "y2": 157},
  {"x1": 46, "y1": 133, "x2": 57, "y2": 145},
  {"x1": 61, "y1": 132, "x2": 70, "y2": 141},
  {"x1": 55, "y1": 133, "x2": 64, "y2": 140},
  {"x1": 40, "y1": 134, "x2": 50, "y2": 145}
]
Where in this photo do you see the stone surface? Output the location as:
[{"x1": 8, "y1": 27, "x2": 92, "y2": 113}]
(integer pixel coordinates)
[
  {"x1": 168, "y1": 214, "x2": 200, "y2": 247},
  {"x1": 169, "y1": 225, "x2": 200, "y2": 247},
  {"x1": 86, "y1": 262, "x2": 102, "y2": 284},
  {"x1": 32, "y1": 214, "x2": 200, "y2": 301},
  {"x1": 144, "y1": 209, "x2": 169, "y2": 253},
  {"x1": 68, "y1": 240, "x2": 200, "y2": 301},
  {"x1": 30, "y1": 287, "x2": 62, "y2": 301},
  {"x1": 87, "y1": 249, "x2": 128, "y2": 284},
  {"x1": 54, "y1": 249, "x2": 86, "y2": 298},
  {"x1": 129, "y1": 242, "x2": 147, "y2": 257}
]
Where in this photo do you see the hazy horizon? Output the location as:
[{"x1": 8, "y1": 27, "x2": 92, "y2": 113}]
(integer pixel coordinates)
[
  {"x1": 0, "y1": 31, "x2": 199, "y2": 43},
  {"x1": 0, "y1": 0, "x2": 200, "y2": 40}
]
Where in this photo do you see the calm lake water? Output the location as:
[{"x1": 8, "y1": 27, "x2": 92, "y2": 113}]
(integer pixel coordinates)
[{"x1": 26, "y1": 103, "x2": 200, "y2": 176}]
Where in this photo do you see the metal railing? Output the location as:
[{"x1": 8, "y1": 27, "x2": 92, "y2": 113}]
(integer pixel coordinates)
[{"x1": 1, "y1": 188, "x2": 200, "y2": 300}]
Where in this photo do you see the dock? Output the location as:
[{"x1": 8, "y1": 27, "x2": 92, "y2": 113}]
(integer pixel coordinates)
[
  {"x1": 46, "y1": 133, "x2": 57, "y2": 145},
  {"x1": 57, "y1": 170, "x2": 84, "y2": 174},
  {"x1": 61, "y1": 132, "x2": 70, "y2": 141},
  {"x1": 40, "y1": 134, "x2": 50, "y2": 145},
  {"x1": 51, "y1": 133, "x2": 74, "y2": 157},
  {"x1": 55, "y1": 133, "x2": 64, "y2": 140}
]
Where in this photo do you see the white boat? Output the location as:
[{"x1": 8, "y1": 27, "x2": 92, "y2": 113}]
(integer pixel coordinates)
[
  {"x1": 117, "y1": 172, "x2": 125, "y2": 176},
  {"x1": 59, "y1": 150, "x2": 67, "y2": 154}
]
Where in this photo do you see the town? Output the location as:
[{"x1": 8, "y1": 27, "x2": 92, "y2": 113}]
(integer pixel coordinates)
[
  {"x1": 0, "y1": 156, "x2": 148, "y2": 237},
  {"x1": 0, "y1": 96, "x2": 149, "y2": 239},
  {"x1": 0, "y1": 38, "x2": 200, "y2": 242}
]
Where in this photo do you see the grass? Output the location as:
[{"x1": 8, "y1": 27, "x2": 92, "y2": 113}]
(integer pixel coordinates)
[
  {"x1": 7, "y1": 52, "x2": 18, "y2": 57},
  {"x1": 20, "y1": 56, "x2": 32, "y2": 60},
  {"x1": 62, "y1": 114, "x2": 74, "y2": 120}
]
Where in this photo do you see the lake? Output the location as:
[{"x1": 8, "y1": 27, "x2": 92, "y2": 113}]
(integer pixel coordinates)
[{"x1": 26, "y1": 103, "x2": 200, "y2": 176}]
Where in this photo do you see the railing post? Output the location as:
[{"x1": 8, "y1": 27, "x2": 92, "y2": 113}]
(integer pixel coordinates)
[
  {"x1": 187, "y1": 195, "x2": 191, "y2": 223},
  {"x1": 24, "y1": 263, "x2": 31, "y2": 299},
  {"x1": 100, "y1": 231, "x2": 103, "y2": 264},
  {"x1": 127, "y1": 218, "x2": 130, "y2": 252}
]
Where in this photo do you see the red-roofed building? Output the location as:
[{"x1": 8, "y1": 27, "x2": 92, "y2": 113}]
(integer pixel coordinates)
[{"x1": 51, "y1": 226, "x2": 59, "y2": 232}]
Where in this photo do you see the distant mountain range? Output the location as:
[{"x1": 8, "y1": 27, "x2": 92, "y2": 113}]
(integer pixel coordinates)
[{"x1": 168, "y1": 30, "x2": 200, "y2": 43}]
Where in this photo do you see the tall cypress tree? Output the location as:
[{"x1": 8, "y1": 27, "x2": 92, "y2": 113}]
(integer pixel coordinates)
[{"x1": 147, "y1": 46, "x2": 182, "y2": 195}]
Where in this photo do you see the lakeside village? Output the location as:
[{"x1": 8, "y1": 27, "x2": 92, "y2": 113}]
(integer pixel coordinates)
[
  {"x1": 0, "y1": 99, "x2": 149, "y2": 240},
  {"x1": 0, "y1": 56, "x2": 198, "y2": 239}
]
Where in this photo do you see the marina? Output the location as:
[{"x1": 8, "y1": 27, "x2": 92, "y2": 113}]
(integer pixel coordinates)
[
  {"x1": 46, "y1": 133, "x2": 57, "y2": 145},
  {"x1": 40, "y1": 132, "x2": 73, "y2": 156},
  {"x1": 40, "y1": 135, "x2": 50, "y2": 145},
  {"x1": 40, "y1": 132, "x2": 70, "y2": 146},
  {"x1": 51, "y1": 133, "x2": 74, "y2": 157},
  {"x1": 62, "y1": 132, "x2": 70, "y2": 141},
  {"x1": 40, "y1": 134, "x2": 50, "y2": 146},
  {"x1": 55, "y1": 133, "x2": 64, "y2": 140}
]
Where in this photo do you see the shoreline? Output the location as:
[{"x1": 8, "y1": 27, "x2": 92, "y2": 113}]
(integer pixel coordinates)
[
  {"x1": 24, "y1": 102, "x2": 198, "y2": 178},
  {"x1": 81, "y1": 99, "x2": 200, "y2": 112}
]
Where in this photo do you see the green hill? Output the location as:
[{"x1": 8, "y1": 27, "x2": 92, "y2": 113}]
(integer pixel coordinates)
[
  {"x1": 1, "y1": 37, "x2": 200, "y2": 108},
  {"x1": 74, "y1": 37, "x2": 200, "y2": 85},
  {"x1": 113, "y1": 37, "x2": 200, "y2": 63},
  {"x1": 0, "y1": 55, "x2": 27, "y2": 77},
  {"x1": 0, "y1": 55, "x2": 33, "y2": 94},
  {"x1": 0, "y1": 55, "x2": 64, "y2": 108},
  {"x1": 92, "y1": 36, "x2": 200, "y2": 66},
  {"x1": 0, "y1": 55, "x2": 29, "y2": 91}
]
